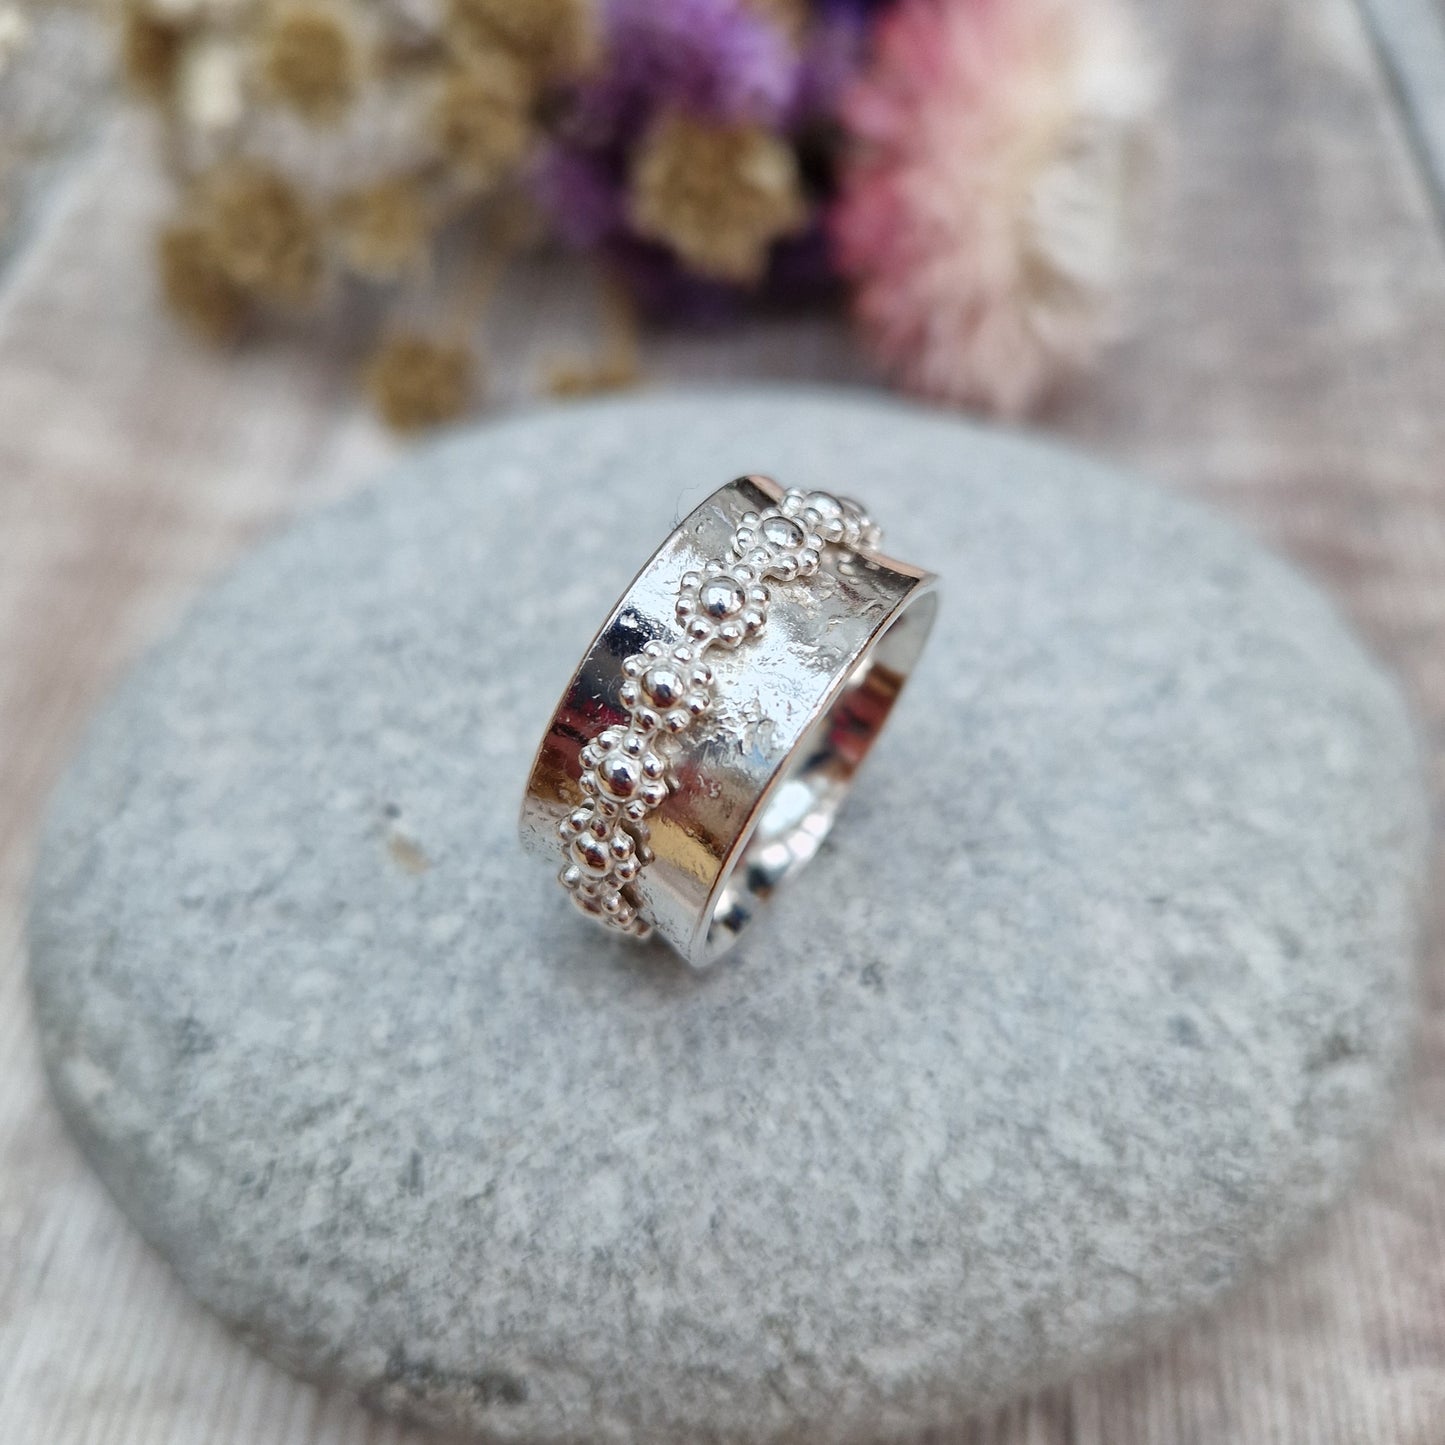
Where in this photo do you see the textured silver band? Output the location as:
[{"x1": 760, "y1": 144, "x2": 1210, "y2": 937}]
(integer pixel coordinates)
[{"x1": 519, "y1": 475, "x2": 938, "y2": 967}]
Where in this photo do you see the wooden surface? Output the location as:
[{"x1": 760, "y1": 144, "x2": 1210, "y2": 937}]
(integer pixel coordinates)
[
  {"x1": 4, "y1": 0, "x2": 1445, "y2": 1439},
  {"x1": 0, "y1": 1, "x2": 108, "y2": 272}
]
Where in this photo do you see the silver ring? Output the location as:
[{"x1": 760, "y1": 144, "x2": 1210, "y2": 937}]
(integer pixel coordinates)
[{"x1": 519, "y1": 474, "x2": 938, "y2": 967}]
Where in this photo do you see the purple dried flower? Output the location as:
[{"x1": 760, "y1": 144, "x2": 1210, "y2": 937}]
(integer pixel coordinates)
[
  {"x1": 792, "y1": 4, "x2": 871, "y2": 123},
  {"x1": 608, "y1": 239, "x2": 747, "y2": 325},
  {"x1": 532, "y1": 0, "x2": 885, "y2": 315},
  {"x1": 530, "y1": 145, "x2": 622, "y2": 248},
  {"x1": 569, "y1": 0, "x2": 802, "y2": 142},
  {"x1": 763, "y1": 223, "x2": 839, "y2": 302},
  {"x1": 605, "y1": 221, "x2": 838, "y2": 326}
]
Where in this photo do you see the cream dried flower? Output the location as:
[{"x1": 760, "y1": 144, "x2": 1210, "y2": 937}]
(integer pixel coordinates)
[
  {"x1": 201, "y1": 161, "x2": 323, "y2": 303},
  {"x1": 260, "y1": 5, "x2": 360, "y2": 123},
  {"x1": 445, "y1": 0, "x2": 595, "y2": 83},
  {"x1": 159, "y1": 221, "x2": 251, "y2": 340},
  {"x1": 149, "y1": 0, "x2": 225, "y2": 22},
  {"x1": 629, "y1": 112, "x2": 807, "y2": 286},
  {"x1": 365, "y1": 332, "x2": 476, "y2": 429},
  {"x1": 332, "y1": 177, "x2": 431, "y2": 278},
  {"x1": 432, "y1": 53, "x2": 534, "y2": 191},
  {"x1": 120, "y1": 0, "x2": 185, "y2": 98},
  {"x1": 240, "y1": 76, "x2": 438, "y2": 196},
  {"x1": 177, "y1": 36, "x2": 246, "y2": 136}
]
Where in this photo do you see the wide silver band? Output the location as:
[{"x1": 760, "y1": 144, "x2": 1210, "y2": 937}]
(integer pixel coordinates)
[{"x1": 519, "y1": 475, "x2": 938, "y2": 968}]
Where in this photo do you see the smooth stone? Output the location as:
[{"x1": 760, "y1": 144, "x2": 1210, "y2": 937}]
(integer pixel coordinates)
[{"x1": 28, "y1": 391, "x2": 1428, "y2": 1444}]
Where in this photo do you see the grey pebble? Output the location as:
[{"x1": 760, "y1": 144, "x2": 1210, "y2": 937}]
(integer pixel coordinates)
[{"x1": 28, "y1": 390, "x2": 1429, "y2": 1443}]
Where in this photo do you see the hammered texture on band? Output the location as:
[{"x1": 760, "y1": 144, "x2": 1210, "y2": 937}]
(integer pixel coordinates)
[{"x1": 554, "y1": 487, "x2": 881, "y2": 937}]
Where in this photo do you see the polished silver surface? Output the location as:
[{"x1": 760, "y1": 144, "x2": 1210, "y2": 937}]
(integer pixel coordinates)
[{"x1": 519, "y1": 475, "x2": 938, "y2": 967}]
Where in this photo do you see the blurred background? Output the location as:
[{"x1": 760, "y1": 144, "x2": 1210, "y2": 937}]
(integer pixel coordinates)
[{"x1": 1, "y1": 0, "x2": 1444, "y2": 1440}]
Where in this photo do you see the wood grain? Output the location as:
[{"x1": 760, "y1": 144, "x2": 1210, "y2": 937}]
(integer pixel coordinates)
[
  {"x1": 2, "y1": 0, "x2": 1445, "y2": 1439},
  {"x1": 1357, "y1": 0, "x2": 1445, "y2": 218},
  {"x1": 0, "y1": 2, "x2": 109, "y2": 273}
]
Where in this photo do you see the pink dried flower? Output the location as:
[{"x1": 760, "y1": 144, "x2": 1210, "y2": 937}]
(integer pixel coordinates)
[{"x1": 832, "y1": 0, "x2": 1157, "y2": 415}]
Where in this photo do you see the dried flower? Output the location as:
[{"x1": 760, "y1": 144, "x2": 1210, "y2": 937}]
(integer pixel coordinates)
[
  {"x1": 365, "y1": 332, "x2": 476, "y2": 429},
  {"x1": 433, "y1": 55, "x2": 534, "y2": 190},
  {"x1": 569, "y1": 0, "x2": 799, "y2": 137},
  {"x1": 147, "y1": 0, "x2": 213, "y2": 22},
  {"x1": 177, "y1": 37, "x2": 246, "y2": 136},
  {"x1": 123, "y1": 0, "x2": 1161, "y2": 430},
  {"x1": 158, "y1": 221, "x2": 251, "y2": 340},
  {"x1": 261, "y1": 6, "x2": 360, "y2": 123},
  {"x1": 743, "y1": 0, "x2": 807, "y2": 43},
  {"x1": 445, "y1": 0, "x2": 596, "y2": 83},
  {"x1": 332, "y1": 178, "x2": 431, "y2": 278},
  {"x1": 791, "y1": 0, "x2": 872, "y2": 122},
  {"x1": 531, "y1": 144, "x2": 620, "y2": 249},
  {"x1": 201, "y1": 162, "x2": 323, "y2": 302},
  {"x1": 530, "y1": 0, "x2": 816, "y2": 306},
  {"x1": 121, "y1": 1, "x2": 185, "y2": 99},
  {"x1": 546, "y1": 355, "x2": 638, "y2": 396},
  {"x1": 629, "y1": 111, "x2": 806, "y2": 284},
  {"x1": 545, "y1": 270, "x2": 640, "y2": 394},
  {"x1": 831, "y1": 0, "x2": 1157, "y2": 414}
]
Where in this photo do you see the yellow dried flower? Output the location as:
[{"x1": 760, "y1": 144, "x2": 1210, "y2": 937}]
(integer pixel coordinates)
[
  {"x1": 158, "y1": 221, "x2": 251, "y2": 341},
  {"x1": 201, "y1": 162, "x2": 322, "y2": 303},
  {"x1": 332, "y1": 178, "x2": 431, "y2": 279},
  {"x1": 629, "y1": 113, "x2": 808, "y2": 286},
  {"x1": 365, "y1": 332, "x2": 476, "y2": 430},
  {"x1": 121, "y1": 1, "x2": 185, "y2": 99},
  {"x1": 546, "y1": 355, "x2": 638, "y2": 397},
  {"x1": 546, "y1": 270, "x2": 639, "y2": 397},
  {"x1": 445, "y1": 0, "x2": 596, "y2": 83},
  {"x1": 432, "y1": 55, "x2": 534, "y2": 191},
  {"x1": 261, "y1": 5, "x2": 359, "y2": 123}
]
